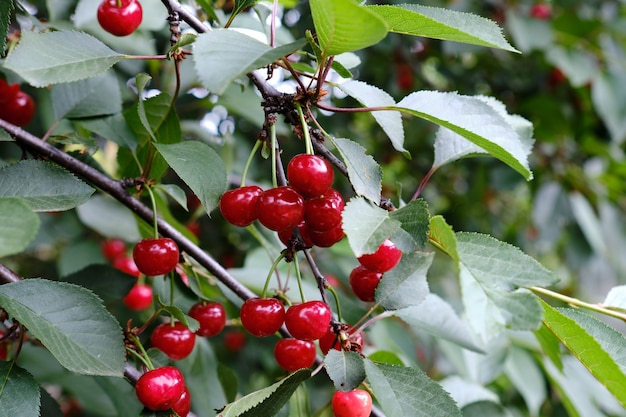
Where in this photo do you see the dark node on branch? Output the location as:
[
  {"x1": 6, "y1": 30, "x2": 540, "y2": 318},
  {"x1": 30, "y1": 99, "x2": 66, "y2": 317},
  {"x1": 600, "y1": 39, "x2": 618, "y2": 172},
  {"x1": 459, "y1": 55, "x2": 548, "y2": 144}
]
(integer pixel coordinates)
[
  {"x1": 119, "y1": 177, "x2": 140, "y2": 189},
  {"x1": 380, "y1": 198, "x2": 395, "y2": 211}
]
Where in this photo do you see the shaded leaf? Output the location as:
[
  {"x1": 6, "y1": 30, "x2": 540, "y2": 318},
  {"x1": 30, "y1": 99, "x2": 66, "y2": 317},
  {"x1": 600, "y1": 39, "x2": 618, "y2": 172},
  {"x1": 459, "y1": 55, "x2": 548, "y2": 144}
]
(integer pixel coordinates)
[
  {"x1": 0, "y1": 160, "x2": 94, "y2": 211},
  {"x1": 0, "y1": 0, "x2": 13, "y2": 52},
  {"x1": 310, "y1": 0, "x2": 388, "y2": 56},
  {"x1": 324, "y1": 350, "x2": 366, "y2": 392},
  {"x1": 368, "y1": 4, "x2": 519, "y2": 53},
  {"x1": 534, "y1": 323, "x2": 563, "y2": 371},
  {"x1": 0, "y1": 362, "x2": 40, "y2": 417},
  {"x1": 76, "y1": 194, "x2": 141, "y2": 242},
  {"x1": 51, "y1": 71, "x2": 121, "y2": 119},
  {"x1": 389, "y1": 199, "x2": 430, "y2": 252},
  {"x1": 342, "y1": 197, "x2": 400, "y2": 257},
  {"x1": 75, "y1": 114, "x2": 138, "y2": 150},
  {"x1": 0, "y1": 198, "x2": 39, "y2": 257},
  {"x1": 4, "y1": 30, "x2": 123, "y2": 86},
  {"x1": 504, "y1": 347, "x2": 546, "y2": 417},
  {"x1": 332, "y1": 138, "x2": 382, "y2": 203},
  {"x1": 0, "y1": 279, "x2": 125, "y2": 377},
  {"x1": 375, "y1": 251, "x2": 432, "y2": 310}
]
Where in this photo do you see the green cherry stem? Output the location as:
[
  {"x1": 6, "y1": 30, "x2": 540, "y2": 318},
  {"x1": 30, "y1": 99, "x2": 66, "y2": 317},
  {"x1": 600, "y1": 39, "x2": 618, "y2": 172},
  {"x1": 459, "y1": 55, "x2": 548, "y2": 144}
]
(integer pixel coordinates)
[
  {"x1": 531, "y1": 286, "x2": 626, "y2": 321},
  {"x1": 326, "y1": 285, "x2": 343, "y2": 323},
  {"x1": 241, "y1": 140, "x2": 262, "y2": 187},
  {"x1": 292, "y1": 254, "x2": 307, "y2": 304},
  {"x1": 143, "y1": 186, "x2": 160, "y2": 239},
  {"x1": 127, "y1": 333, "x2": 155, "y2": 371},
  {"x1": 262, "y1": 252, "x2": 286, "y2": 298},
  {"x1": 295, "y1": 102, "x2": 313, "y2": 155},
  {"x1": 270, "y1": 122, "x2": 278, "y2": 189}
]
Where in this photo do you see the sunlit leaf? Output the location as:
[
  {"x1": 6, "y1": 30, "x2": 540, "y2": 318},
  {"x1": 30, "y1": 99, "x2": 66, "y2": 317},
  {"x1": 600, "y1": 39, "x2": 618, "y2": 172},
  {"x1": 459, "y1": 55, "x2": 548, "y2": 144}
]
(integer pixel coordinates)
[
  {"x1": 324, "y1": 350, "x2": 366, "y2": 392},
  {"x1": 332, "y1": 138, "x2": 382, "y2": 203},
  {"x1": 375, "y1": 251, "x2": 432, "y2": 310},
  {"x1": 342, "y1": 197, "x2": 400, "y2": 257}
]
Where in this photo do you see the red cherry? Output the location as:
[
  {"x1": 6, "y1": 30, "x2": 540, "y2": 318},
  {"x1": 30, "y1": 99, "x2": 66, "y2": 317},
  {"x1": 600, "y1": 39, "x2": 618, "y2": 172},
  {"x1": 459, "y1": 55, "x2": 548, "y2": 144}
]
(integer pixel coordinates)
[
  {"x1": 0, "y1": 80, "x2": 35, "y2": 127},
  {"x1": 319, "y1": 325, "x2": 364, "y2": 355},
  {"x1": 284, "y1": 300, "x2": 331, "y2": 341},
  {"x1": 278, "y1": 221, "x2": 314, "y2": 248},
  {"x1": 274, "y1": 339, "x2": 316, "y2": 372},
  {"x1": 219, "y1": 186, "x2": 263, "y2": 227},
  {"x1": 97, "y1": 0, "x2": 143, "y2": 37},
  {"x1": 224, "y1": 330, "x2": 247, "y2": 351},
  {"x1": 349, "y1": 265, "x2": 382, "y2": 302},
  {"x1": 188, "y1": 301, "x2": 226, "y2": 337},
  {"x1": 123, "y1": 283, "x2": 153, "y2": 310},
  {"x1": 308, "y1": 223, "x2": 345, "y2": 248},
  {"x1": 304, "y1": 188, "x2": 345, "y2": 232},
  {"x1": 172, "y1": 386, "x2": 191, "y2": 417},
  {"x1": 0, "y1": 330, "x2": 8, "y2": 360},
  {"x1": 240, "y1": 298, "x2": 285, "y2": 337},
  {"x1": 530, "y1": 3, "x2": 551, "y2": 20},
  {"x1": 132, "y1": 238, "x2": 179, "y2": 276},
  {"x1": 135, "y1": 366, "x2": 185, "y2": 411},
  {"x1": 113, "y1": 255, "x2": 141, "y2": 277},
  {"x1": 255, "y1": 186, "x2": 304, "y2": 231},
  {"x1": 357, "y1": 238, "x2": 402, "y2": 273},
  {"x1": 287, "y1": 154, "x2": 334, "y2": 198},
  {"x1": 331, "y1": 389, "x2": 373, "y2": 417},
  {"x1": 101, "y1": 238, "x2": 126, "y2": 262},
  {"x1": 150, "y1": 322, "x2": 196, "y2": 361}
]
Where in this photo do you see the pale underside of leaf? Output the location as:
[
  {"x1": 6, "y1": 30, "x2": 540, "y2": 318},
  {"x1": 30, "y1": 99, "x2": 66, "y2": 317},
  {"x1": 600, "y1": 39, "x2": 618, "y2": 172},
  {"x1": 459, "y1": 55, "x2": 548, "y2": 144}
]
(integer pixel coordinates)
[
  {"x1": 342, "y1": 197, "x2": 400, "y2": 257},
  {"x1": 332, "y1": 138, "x2": 382, "y2": 204}
]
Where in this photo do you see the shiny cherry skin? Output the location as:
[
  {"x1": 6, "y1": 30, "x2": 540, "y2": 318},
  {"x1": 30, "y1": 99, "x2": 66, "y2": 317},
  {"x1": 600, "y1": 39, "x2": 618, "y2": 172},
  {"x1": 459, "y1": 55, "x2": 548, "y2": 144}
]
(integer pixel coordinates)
[
  {"x1": 188, "y1": 301, "x2": 226, "y2": 337},
  {"x1": 319, "y1": 325, "x2": 364, "y2": 355},
  {"x1": 97, "y1": 0, "x2": 143, "y2": 37},
  {"x1": 255, "y1": 186, "x2": 304, "y2": 232},
  {"x1": 150, "y1": 322, "x2": 196, "y2": 361},
  {"x1": 101, "y1": 238, "x2": 126, "y2": 262},
  {"x1": 132, "y1": 238, "x2": 179, "y2": 276},
  {"x1": 304, "y1": 188, "x2": 345, "y2": 232},
  {"x1": 240, "y1": 298, "x2": 285, "y2": 337},
  {"x1": 123, "y1": 283, "x2": 153, "y2": 310},
  {"x1": 357, "y1": 238, "x2": 402, "y2": 273},
  {"x1": 331, "y1": 389, "x2": 373, "y2": 417},
  {"x1": 308, "y1": 223, "x2": 345, "y2": 248},
  {"x1": 274, "y1": 339, "x2": 317, "y2": 372},
  {"x1": 0, "y1": 80, "x2": 35, "y2": 127},
  {"x1": 135, "y1": 366, "x2": 185, "y2": 411},
  {"x1": 113, "y1": 255, "x2": 141, "y2": 277},
  {"x1": 349, "y1": 265, "x2": 383, "y2": 302},
  {"x1": 284, "y1": 300, "x2": 331, "y2": 341},
  {"x1": 287, "y1": 154, "x2": 334, "y2": 198},
  {"x1": 278, "y1": 221, "x2": 314, "y2": 249},
  {"x1": 219, "y1": 185, "x2": 263, "y2": 227},
  {"x1": 172, "y1": 386, "x2": 191, "y2": 417}
]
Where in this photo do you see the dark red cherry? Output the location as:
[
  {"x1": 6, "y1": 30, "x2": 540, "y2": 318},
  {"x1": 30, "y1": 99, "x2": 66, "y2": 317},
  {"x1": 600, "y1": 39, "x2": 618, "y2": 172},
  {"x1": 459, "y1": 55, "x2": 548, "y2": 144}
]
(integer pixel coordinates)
[
  {"x1": 255, "y1": 186, "x2": 304, "y2": 231},
  {"x1": 308, "y1": 223, "x2": 345, "y2": 248},
  {"x1": 135, "y1": 366, "x2": 185, "y2": 411},
  {"x1": 303, "y1": 188, "x2": 345, "y2": 232},
  {"x1": 284, "y1": 300, "x2": 331, "y2": 341},
  {"x1": 150, "y1": 322, "x2": 196, "y2": 361},
  {"x1": 219, "y1": 186, "x2": 263, "y2": 227},
  {"x1": 97, "y1": 0, "x2": 143, "y2": 37},
  {"x1": 274, "y1": 339, "x2": 317, "y2": 372},
  {"x1": 278, "y1": 221, "x2": 314, "y2": 249},
  {"x1": 132, "y1": 237, "x2": 179, "y2": 276},
  {"x1": 0, "y1": 80, "x2": 35, "y2": 127},
  {"x1": 357, "y1": 238, "x2": 402, "y2": 273},
  {"x1": 349, "y1": 265, "x2": 382, "y2": 302},
  {"x1": 240, "y1": 298, "x2": 285, "y2": 337},
  {"x1": 171, "y1": 386, "x2": 191, "y2": 417},
  {"x1": 188, "y1": 301, "x2": 227, "y2": 337},
  {"x1": 287, "y1": 154, "x2": 334, "y2": 198}
]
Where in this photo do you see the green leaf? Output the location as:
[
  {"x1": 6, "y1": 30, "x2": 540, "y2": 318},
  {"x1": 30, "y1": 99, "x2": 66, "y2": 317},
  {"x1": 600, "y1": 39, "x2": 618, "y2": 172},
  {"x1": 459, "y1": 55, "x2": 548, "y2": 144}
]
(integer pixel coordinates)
[
  {"x1": 193, "y1": 29, "x2": 305, "y2": 95},
  {"x1": 541, "y1": 301, "x2": 626, "y2": 408},
  {"x1": 368, "y1": 4, "x2": 519, "y2": 53},
  {"x1": 0, "y1": 198, "x2": 39, "y2": 257},
  {"x1": 51, "y1": 71, "x2": 121, "y2": 119},
  {"x1": 534, "y1": 323, "x2": 563, "y2": 371},
  {"x1": 217, "y1": 369, "x2": 311, "y2": 417},
  {"x1": 394, "y1": 92, "x2": 533, "y2": 180},
  {"x1": 0, "y1": 160, "x2": 95, "y2": 211},
  {"x1": 0, "y1": 0, "x2": 13, "y2": 53},
  {"x1": 394, "y1": 294, "x2": 482, "y2": 352},
  {"x1": 0, "y1": 362, "x2": 40, "y2": 417},
  {"x1": 504, "y1": 347, "x2": 546, "y2": 417},
  {"x1": 0, "y1": 279, "x2": 125, "y2": 377},
  {"x1": 332, "y1": 138, "x2": 382, "y2": 203},
  {"x1": 310, "y1": 0, "x2": 388, "y2": 56},
  {"x1": 63, "y1": 265, "x2": 134, "y2": 307},
  {"x1": 439, "y1": 376, "x2": 499, "y2": 408},
  {"x1": 428, "y1": 215, "x2": 459, "y2": 263},
  {"x1": 135, "y1": 73, "x2": 156, "y2": 141},
  {"x1": 155, "y1": 294, "x2": 200, "y2": 332},
  {"x1": 0, "y1": 128, "x2": 12, "y2": 141},
  {"x1": 76, "y1": 194, "x2": 141, "y2": 242},
  {"x1": 75, "y1": 114, "x2": 138, "y2": 150},
  {"x1": 342, "y1": 197, "x2": 400, "y2": 257},
  {"x1": 592, "y1": 69, "x2": 626, "y2": 145},
  {"x1": 389, "y1": 199, "x2": 430, "y2": 252},
  {"x1": 4, "y1": 30, "x2": 124, "y2": 87},
  {"x1": 336, "y1": 81, "x2": 405, "y2": 153},
  {"x1": 324, "y1": 350, "x2": 366, "y2": 392},
  {"x1": 364, "y1": 360, "x2": 462, "y2": 417},
  {"x1": 602, "y1": 285, "x2": 626, "y2": 310},
  {"x1": 375, "y1": 251, "x2": 432, "y2": 310},
  {"x1": 155, "y1": 141, "x2": 228, "y2": 216}
]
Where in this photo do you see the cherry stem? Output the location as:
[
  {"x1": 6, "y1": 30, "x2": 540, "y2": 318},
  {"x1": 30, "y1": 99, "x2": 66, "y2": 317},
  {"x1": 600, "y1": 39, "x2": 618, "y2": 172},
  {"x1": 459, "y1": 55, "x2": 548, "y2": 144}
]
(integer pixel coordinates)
[
  {"x1": 295, "y1": 102, "x2": 313, "y2": 155},
  {"x1": 143, "y1": 186, "x2": 160, "y2": 239},
  {"x1": 531, "y1": 286, "x2": 626, "y2": 322},
  {"x1": 262, "y1": 253, "x2": 286, "y2": 298},
  {"x1": 270, "y1": 122, "x2": 278, "y2": 189},
  {"x1": 326, "y1": 285, "x2": 343, "y2": 323},
  {"x1": 241, "y1": 140, "x2": 262, "y2": 187},
  {"x1": 127, "y1": 333, "x2": 155, "y2": 370},
  {"x1": 292, "y1": 254, "x2": 306, "y2": 303},
  {"x1": 270, "y1": 0, "x2": 278, "y2": 48},
  {"x1": 412, "y1": 166, "x2": 437, "y2": 201}
]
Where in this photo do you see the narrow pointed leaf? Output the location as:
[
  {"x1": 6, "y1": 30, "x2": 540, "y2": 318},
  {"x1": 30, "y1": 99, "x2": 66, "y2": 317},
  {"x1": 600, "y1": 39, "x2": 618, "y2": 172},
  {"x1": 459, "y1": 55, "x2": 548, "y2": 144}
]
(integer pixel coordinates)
[
  {"x1": 332, "y1": 138, "x2": 382, "y2": 203},
  {"x1": 155, "y1": 141, "x2": 228, "y2": 215},
  {"x1": 310, "y1": 0, "x2": 388, "y2": 56},
  {"x1": 4, "y1": 31, "x2": 124, "y2": 86},
  {"x1": 364, "y1": 360, "x2": 462, "y2": 417},
  {"x1": 394, "y1": 91, "x2": 533, "y2": 180},
  {"x1": 193, "y1": 29, "x2": 305, "y2": 95},
  {"x1": 0, "y1": 198, "x2": 39, "y2": 257},
  {"x1": 368, "y1": 4, "x2": 519, "y2": 53},
  {"x1": 342, "y1": 197, "x2": 400, "y2": 257},
  {"x1": 375, "y1": 251, "x2": 432, "y2": 310},
  {"x1": 0, "y1": 279, "x2": 125, "y2": 377},
  {"x1": 217, "y1": 369, "x2": 311, "y2": 416},
  {"x1": 0, "y1": 362, "x2": 40, "y2": 417},
  {"x1": 0, "y1": 160, "x2": 94, "y2": 211},
  {"x1": 541, "y1": 301, "x2": 626, "y2": 408},
  {"x1": 337, "y1": 80, "x2": 405, "y2": 153},
  {"x1": 324, "y1": 350, "x2": 366, "y2": 392}
]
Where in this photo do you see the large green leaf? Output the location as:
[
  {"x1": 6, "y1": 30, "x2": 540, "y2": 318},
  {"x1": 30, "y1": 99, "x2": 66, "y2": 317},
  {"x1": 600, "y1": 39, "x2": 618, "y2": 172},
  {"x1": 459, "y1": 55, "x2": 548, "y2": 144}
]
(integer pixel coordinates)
[
  {"x1": 389, "y1": 199, "x2": 430, "y2": 252},
  {"x1": 155, "y1": 141, "x2": 228, "y2": 215},
  {"x1": 217, "y1": 369, "x2": 311, "y2": 416},
  {"x1": 0, "y1": 279, "x2": 125, "y2": 377},
  {"x1": 332, "y1": 138, "x2": 382, "y2": 204},
  {"x1": 76, "y1": 194, "x2": 141, "y2": 242},
  {"x1": 0, "y1": 198, "x2": 39, "y2": 257},
  {"x1": 51, "y1": 71, "x2": 121, "y2": 119},
  {"x1": 324, "y1": 350, "x2": 366, "y2": 392},
  {"x1": 542, "y1": 301, "x2": 626, "y2": 409},
  {"x1": 342, "y1": 197, "x2": 400, "y2": 257},
  {"x1": 368, "y1": 4, "x2": 519, "y2": 53},
  {"x1": 4, "y1": 31, "x2": 124, "y2": 87},
  {"x1": 310, "y1": 0, "x2": 388, "y2": 56},
  {"x1": 0, "y1": 362, "x2": 40, "y2": 417},
  {"x1": 394, "y1": 92, "x2": 533, "y2": 180},
  {"x1": 364, "y1": 360, "x2": 462, "y2": 417},
  {"x1": 375, "y1": 251, "x2": 432, "y2": 310},
  {"x1": 0, "y1": 160, "x2": 95, "y2": 211},
  {"x1": 0, "y1": 0, "x2": 13, "y2": 53},
  {"x1": 193, "y1": 29, "x2": 305, "y2": 95},
  {"x1": 75, "y1": 114, "x2": 138, "y2": 150}
]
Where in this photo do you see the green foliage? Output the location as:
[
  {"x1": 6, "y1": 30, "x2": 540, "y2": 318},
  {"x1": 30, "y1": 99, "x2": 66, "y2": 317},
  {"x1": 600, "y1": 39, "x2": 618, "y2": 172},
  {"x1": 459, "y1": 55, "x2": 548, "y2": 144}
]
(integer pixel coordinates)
[{"x1": 0, "y1": 362, "x2": 40, "y2": 417}]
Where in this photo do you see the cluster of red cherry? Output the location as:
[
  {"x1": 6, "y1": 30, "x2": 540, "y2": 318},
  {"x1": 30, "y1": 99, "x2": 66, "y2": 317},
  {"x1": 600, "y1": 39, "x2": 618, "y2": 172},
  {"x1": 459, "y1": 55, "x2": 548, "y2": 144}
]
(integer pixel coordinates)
[
  {"x1": 219, "y1": 153, "x2": 345, "y2": 249},
  {"x1": 0, "y1": 79, "x2": 35, "y2": 127}
]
